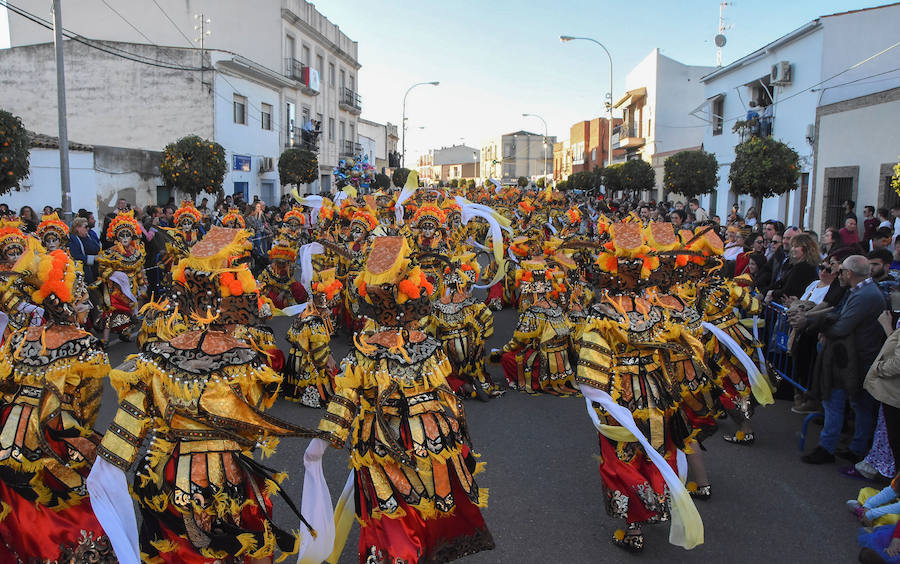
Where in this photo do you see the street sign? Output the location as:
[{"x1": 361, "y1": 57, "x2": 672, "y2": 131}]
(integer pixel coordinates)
[{"x1": 233, "y1": 154, "x2": 251, "y2": 172}]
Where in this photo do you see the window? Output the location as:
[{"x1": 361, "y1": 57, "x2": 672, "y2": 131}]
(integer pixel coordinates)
[
  {"x1": 339, "y1": 120, "x2": 346, "y2": 142},
  {"x1": 285, "y1": 35, "x2": 295, "y2": 59},
  {"x1": 286, "y1": 102, "x2": 296, "y2": 144},
  {"x1": 711, "y1": 96, "x2": 724, "y2": 136},
  {"x1": 261, "y1": 181, "x2": 276, "y2": 206},
  {"x1": 233, "y1": 181, "x2": 248, "y2": 201},
  {"x1": 826, "y1": 176, "x2": 854, "y2": 229},
  {"x1": 328, "y1": 63, "x2": 335, "y2": 87},
  {"x1": 349, "y1": 75, "x2": 355, "y2": 93},
  {"x1": 301, "y1": 105, "x2": 311, "y2": 123},
  {"x1": 350, "y1": 124, "x2": 355, "y2": 142},
  {"x1": 340, "y1": 69, "x2": 346, "y2": 90},
  {"x1": 302, "y1": 45, "x2": 310, "y2": 64},
  {"x1": 316, "y1": 54, "x2": 323, "y2": 76},
  {"x1": 328, "y1": 117, "x2": 335, "y2": 142},
  {"x1": 233, "y1": 95, "x2": 247, "y2": 125},
  {"x1": 260, "y1": 103, "x2": 272, "y2": 130}
]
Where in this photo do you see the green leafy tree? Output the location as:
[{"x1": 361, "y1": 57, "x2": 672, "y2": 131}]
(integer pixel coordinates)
[
  {"x1": 449, "y1": 178, "x2": 459, "y2": 188},
  {"x1": 556, "y1": 180, "x2": 568, "y2": 191},
  {"x1": 663, "y1": 150, "x2": 719, "y2": 199},
  {"x1": 0, "y1": 110, "x2": 30, "y2": 196},
  {"x1": 621, "y1": 159, "x2": 655, "y2": 198},
  {"x1": 600, "y1": 163, "x2": 624, "y2": 196},
  {"x1": 278, "y1": 148, "x2": 318, "y2": 186},
  {"x1": 536, "y1": 177, "x2": 546, "y2": 189},
  {"x1": 729, "y1": 136, "x2": 800, "y2": 206},
  {"x1": 392, "y1": 167, "x2": 411, "y2": 188},
  {"x1": 568, "y1": 171, "x2": 593, "y2": 192},
  {"x1": 374, "y1": 172, "x2": 391, "y2": 190},
  {"x1": 517, "y1": 176, "x2": 528, "y2": 188},
  {"x1": 467, "y1": 179, "x2": 476, "y2": 191},
  {"x1": 160, "y1": 135, "x2": 227, "y2": 197}
]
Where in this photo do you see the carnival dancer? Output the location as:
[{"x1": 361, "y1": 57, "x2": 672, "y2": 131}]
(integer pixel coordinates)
[
  {"x1": 160, "y1": 200, "x2": 204, "y2": 273},
  {"x1": 490, "y1": 259, "x2": 578, "y2": 396},
  {"x1": 0, "y1": 220, "x2": 44, "y2": 338},
  {"x1": 92, "y1": 227, "x2": 317, "y2": 562},
  {"x1": 424, "y1": 251, "x2": 499, "y2": 401},
  {"x1": 576, "y1": 221, "x2": 708, "y2": 553},
  {"x1": 258, "y1": 240, "x2": 308, "y2": 309},
  {"x1": 95, "y1": 210, "x2": 147, "y2": 345},
  {"x1": 410, "y1": 203, "x2": 449, "y2": 299},
  {"x1": 0, "y1": 250, "x2": 115, "y2": 562},
  {"x1": 335, "y1": 208, "x2": 377, "y2": 334},
  {"x1": 318, "y1": 236, "x2": 494, "y2": 563},
  {"x1": 220, "y1": 207, "x2": 246, "y2": 229},
  {"x1": 278, "y1": 206, "x2": 307, "y2": 250},
  {"x1": 371, "y1": 189, "x2": 399, "y2": 236},
  {"x1": 283, "y1": 268, "x2": 341, "y2": 408}
]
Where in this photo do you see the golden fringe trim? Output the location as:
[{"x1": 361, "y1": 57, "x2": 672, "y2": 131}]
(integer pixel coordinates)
[{"x1": 0, "y1": 500, "x2": 10, "y2": 523}]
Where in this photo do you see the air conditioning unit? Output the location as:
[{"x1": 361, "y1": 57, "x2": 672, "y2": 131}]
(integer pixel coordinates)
[
  {"x1": 771, "y1": 61, "x2": 792, "y2": 85},
  {"x1": 258, "y1": 157, "x2": 274, "y2": 174}
]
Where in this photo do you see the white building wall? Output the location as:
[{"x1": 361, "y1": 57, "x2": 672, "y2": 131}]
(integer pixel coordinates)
[
  {"x1": 213, "y1": 69, "x2": 281, "y2": 202},
  {"x1": 358, "y1": 134, "x2": 376, "y2": 171},
  {"x1": 701, "y1": 25, "x2": 824, "y2": 225},
  {"x1": 9, "y1": 149, "x2": 97, "y2": 217},
  {"x1": 433, "y1": 145, "x2": 479, "y2": 166},
  {"x1": 812, "y1": 92, "x2": 900, "y2": 231}
]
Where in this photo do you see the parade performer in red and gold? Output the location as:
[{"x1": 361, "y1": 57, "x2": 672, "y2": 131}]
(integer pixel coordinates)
[
  {"x1": 283, "y1": 268, "x2": 341, "y2": 408},
  {"x1": 318, "y1": 236, "x2": 494, "y2": 563},
  {"x1": 0, "y1": 221, "x2": 44, "y2": 339},
  {"x1": 258, "y1": 240, "x2": 308, "y2": 309},
  {"x1": 0, "y1": 250, "x2": 115, "y2": 562},
  {"x1": 160, "y1": 200, "x2": 204, "y2": 273},
  {"x1": 424, "y1": 252, "x2": 499, "y2": 401},
  {"x1": 91, "y1": 227, "x2": 317, "y2": 562},
  {"x1": 95, "y1": 210, "x2": 146, "y2": 345},
  {"x1": 490, "y1": 258, "x2": 578, "y2": 396}
]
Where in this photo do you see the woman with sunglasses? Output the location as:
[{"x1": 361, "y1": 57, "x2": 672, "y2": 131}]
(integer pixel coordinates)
[{"x1": 735, "y1": 233, "x2": 767, "y2": 277}]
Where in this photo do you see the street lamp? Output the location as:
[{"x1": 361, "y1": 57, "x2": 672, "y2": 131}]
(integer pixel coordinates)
[
  {"x1": 401, "y1": 81, "x2": 439, "y2": 169},
  {"x1": 560, "y1": 35, "x2": 614, "y2": 168},
  {"x1": 522, "y1": 113, "x2": 549, "y2": 182}
]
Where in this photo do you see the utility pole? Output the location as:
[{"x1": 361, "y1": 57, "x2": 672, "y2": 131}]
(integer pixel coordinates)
[{"x1": 51, "y1": 0, "x2": 72, "y2": 221}]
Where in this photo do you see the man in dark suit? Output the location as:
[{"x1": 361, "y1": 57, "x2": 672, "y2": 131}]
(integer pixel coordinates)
[{"x1": 802, "y1": 255, "x2": 887, "y2": 464}]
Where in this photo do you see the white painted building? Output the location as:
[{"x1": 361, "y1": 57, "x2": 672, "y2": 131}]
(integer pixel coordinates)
[
  {"x1": 5, "y1": 133, "x2": 165, "y2": 220},
  {"x1": 357, "y1": 118, "x2": 400, "y2": 173},
  {"x1": 613, "y1": 49, "x2": 715, "y2": 201},
  {"x1": 697, "y1": 3, "x2": 900, "y2": 228},
  {"x1": 480, "y1": 132, "x2": 556, "y2": 184},
  {"x1": 4, "y1": 0, "x2": 361, "y2": 199}
]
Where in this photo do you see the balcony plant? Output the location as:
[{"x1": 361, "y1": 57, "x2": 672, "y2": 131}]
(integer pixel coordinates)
[
  {"x1": 892, "y1": 157, "x2": 900, "y2": 197},
  {"x1": 279, "y1": 147, "x2": 318, "y2": 187},
  {"x1": 729, "y1": 136, "x2": 800, "y2": 210},
  {"x1": 0, "y1": 110, "x2": 30, "y2": 196},
  {"x1": 663, "y1": 150, "x2": 719, "y2": 199},
  {"x1": 160, "y1": 135, "x2": 226, "y2": 197}
]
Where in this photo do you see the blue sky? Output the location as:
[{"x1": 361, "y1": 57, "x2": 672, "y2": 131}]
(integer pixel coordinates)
[{"x1": 318, "y1": 0, "x2": 890, "y2": 161}]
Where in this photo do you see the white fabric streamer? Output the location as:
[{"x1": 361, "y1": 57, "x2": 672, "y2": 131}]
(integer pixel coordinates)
[
  {"x1": 108, "y1": 271, "x2": 137, "y2": 307},
  {"x1": 297, "y1": 195, "x2": 324, "y2": 226},
  {"x1": 701, "y1": 321, "x2": 773, "y2": 405},
  {"x1": 86, "y1": 458, "x2": 140, "y2": 564},
  {"x1": 453, "y1": 197, "x2": 510, "y2": 289},
  {"x1": 490, "y1": 178, "x2": 502, "y2": 194},
  {"x1": 281, "y1": 303, "x2": 309, "y2": 316},
  {"x1": 580, "y1": 385, "x2": 704, "y2": 549},
  {"x1": 297, "y1": 242, "x2": 325, "y2": 296},
  {"x1": 544, "y1": 221, "x2": 557, "y2": 235},
  {"x1": 297, "y1": 438, "x2": 335, "y2": 563},
  {"x1": 395, "y1": 171, "x2": 420, "y2": 226},
  {"x1": 333, "y1": 190, "x2": 349, "y2": 209},
  {"x1": 751, "y1": 315, "x2": 768, "y2": 374}
]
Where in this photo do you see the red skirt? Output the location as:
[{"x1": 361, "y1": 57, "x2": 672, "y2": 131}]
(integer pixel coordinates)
[
  {"x1": 0, "y1": 478, "x2": 113, "y2": 562},
  {"x1": 597, "y1": 434, "x2": 676, "y2": 525},
  {"x1": 355, "y1": 454, "x2": 494, "y2": 563}
]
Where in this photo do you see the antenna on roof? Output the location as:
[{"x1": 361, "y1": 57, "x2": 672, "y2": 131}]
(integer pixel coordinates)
[{"x1": 715, "y1": 1, "x2": 733, "y2": 66}]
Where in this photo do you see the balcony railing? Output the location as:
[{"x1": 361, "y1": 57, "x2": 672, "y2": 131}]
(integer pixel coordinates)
[
  {"x1": 340, "y1": 139, "x2": 362, "y2": 157},
  {"x1": 338, "y1": 87, "x2": 362, "y2": 113},
  {"x1": 618, "y1": 123, "x2": 645, "y2": 149},
  {"x1": 284, "y1": 58, "x2": 305, "y2": 81},
  {"x1": 284, "y1": 126, "x2": 321, "y2": 152},
  {"x1": 733, "y1": 116, "x2": 775, "y2": 143}
]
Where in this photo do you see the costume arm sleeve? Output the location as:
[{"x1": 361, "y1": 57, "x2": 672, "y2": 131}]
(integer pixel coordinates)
[
  {"x1": 317, "y1": 359, "x2": 360, "y2": 448},
  {"x1": 474, "y1": 303, "x2": 494, "y2": 339},
  {"x1": 575, "y1": 325, "x2": 615, "y2": 392},
  {"x1": 98, "y1": 381, "x2": 152, "y2": 471},
  {"x1": 308, "y1": 324, "x2": 332, "y2": 373}
]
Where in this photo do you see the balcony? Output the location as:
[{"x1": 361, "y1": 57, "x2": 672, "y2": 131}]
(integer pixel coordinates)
[
  {"x1": 340, "y1": 139, "x2": 362, "y2": 157},
  {"x1": 283, "y1": 58, "x2": 319, "y2": 96},
  {"x1": 618, "y1": 124, "x2": 645, "y2": 149},
  {"x1": 284, "y1": 126, "x2": 320, "y2": 152},
  {"x1": 733, "y1": 116, "x2": 775, "y2": 144},
  {"x1": 338, "y1": 87, "x2": 362, "y2": 114},
  {"x1": 388, "y1": 151, "x2": 401, "y2": 168}
]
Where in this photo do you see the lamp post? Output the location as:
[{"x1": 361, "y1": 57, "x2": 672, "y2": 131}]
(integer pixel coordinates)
[
  {"x1": 522, "y1": 113, "x2": 548, "y2": 182},
  {"x1": 401, "y1": 81, "x2": 439, "y2": 169},
  {"x1": 560, "y1": 36, "x2": 614, "y2": 167}
]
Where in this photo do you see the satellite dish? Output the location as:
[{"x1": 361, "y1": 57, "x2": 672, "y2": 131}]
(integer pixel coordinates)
[{"x1": 714, "y1": 34, "x2": 727, "y2": 47}]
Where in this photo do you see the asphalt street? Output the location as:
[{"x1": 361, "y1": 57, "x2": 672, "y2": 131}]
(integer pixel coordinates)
[{"x1": 99, "y1": 305, "x2": 870, "y2": 564}]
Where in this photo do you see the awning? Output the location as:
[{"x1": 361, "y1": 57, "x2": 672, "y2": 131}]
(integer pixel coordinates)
[
  {"x1": 613, "y1": 87, "x2": 647, "y2": 109},
  {"x1": 689, "y1": 93, "x2": 725, "y2": 122}
]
